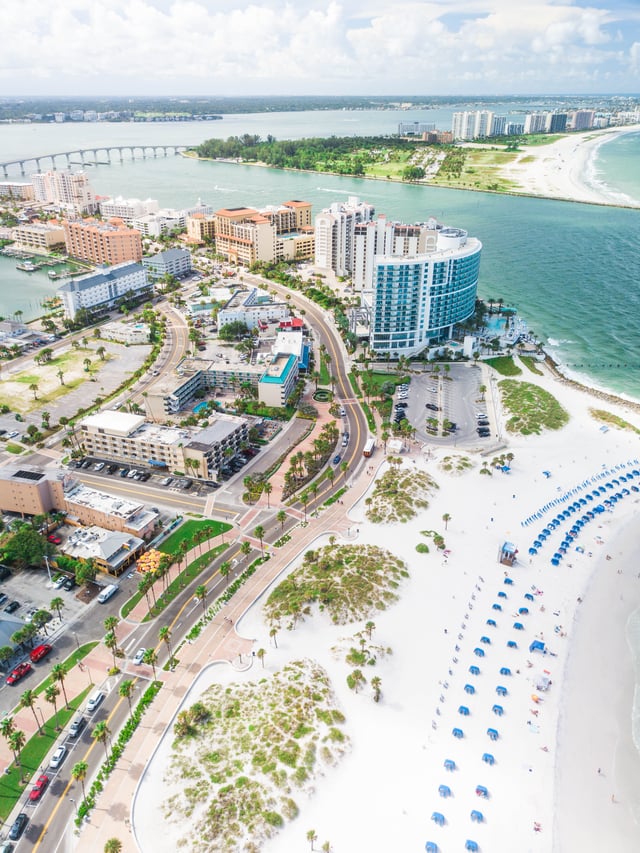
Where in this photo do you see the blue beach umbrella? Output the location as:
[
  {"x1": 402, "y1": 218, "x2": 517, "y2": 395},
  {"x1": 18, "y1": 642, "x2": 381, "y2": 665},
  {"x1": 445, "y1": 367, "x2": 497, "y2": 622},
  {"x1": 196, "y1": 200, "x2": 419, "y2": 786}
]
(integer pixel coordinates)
[
  {"x1": 524, "y1": 593, "x2": 534, "y2": 601},
  {"x1": 487, "y1": 728, "x2": 499, "y2": 741},
  {"x1": 438, "y1": 784, "x2": 452, "y2": 797},
  {"x1": 469, "y1": 665, "x2": 480, "y2": 676},
  {"x1": 482, "y1": 752, "x2": 495, "y2": 765},
  {"x1": 470, "y1": 810, "x2": 484, "y2": 823},
  {"x1": 486, "y1": 619, "x2": 497, "y2": 627},
  {"x1": 425, "y1": 843, "x2": 438, "y2": 853},
  {"x1": 499, "y1": 667, "x2": 512, "y2": 676},
  {"x1": 452, "y1": 728, "x2": 464, "y2": 739},
  {"x1": 464, "y1": 684, "x2": 476, "y2": 694},
  {"x1": 496, "y1": 685, "x2": 508, "y2": 696},
  {"x1": 474, "y1": 647, "x2": 485, "y2": 657},
  {"x1": 444, "y1": 759, "x2": 456, "y2": 771},
  {"x1": 507, "y1": 640, "x2": 518, "y2": 649},
  {"x1": 497, "y1": 591, "x2": 507, "y2": 598}
]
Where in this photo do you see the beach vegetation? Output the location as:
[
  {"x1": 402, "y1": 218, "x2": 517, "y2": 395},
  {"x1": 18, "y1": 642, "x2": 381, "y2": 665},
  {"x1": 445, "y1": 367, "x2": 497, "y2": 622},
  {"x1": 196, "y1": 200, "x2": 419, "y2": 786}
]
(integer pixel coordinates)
[
  {"x1": 421, "y1": 530, "x2": 446, "y2": 550},
  {"x1": 589, "y1": 408, "x2": 640, "y2": 435},
  {"x1": 439, "y1": 454, "x2": 473, "y2": 474},
  {"x1": 519, "y1": 356, "x2": 544, "y2": 375},
  {"x1": 364, "y1": 465, "x2": 438, "y2": 523},
  {"x1": 415, "y1": 542, "x2": 430, "y2": 554},
  {"x1": 264, "y1": 544, "x2": 407, "y2": 627},
  {"x1": 485, "y1": 356, "x2": 522, "y2": 376},
  {"x1": 499, "y1": 380, "x2": 570, "y2": 434},
  {"x1": 163, "y1": 659, "x2": 348, "y2": 852}
]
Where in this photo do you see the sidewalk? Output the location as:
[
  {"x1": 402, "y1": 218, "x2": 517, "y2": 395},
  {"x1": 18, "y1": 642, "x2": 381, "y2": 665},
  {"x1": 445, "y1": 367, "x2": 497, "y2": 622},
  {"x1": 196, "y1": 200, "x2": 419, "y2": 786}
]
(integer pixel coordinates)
[{"x1": 75, "y1": 449, "x2": 383, "y2": 852}]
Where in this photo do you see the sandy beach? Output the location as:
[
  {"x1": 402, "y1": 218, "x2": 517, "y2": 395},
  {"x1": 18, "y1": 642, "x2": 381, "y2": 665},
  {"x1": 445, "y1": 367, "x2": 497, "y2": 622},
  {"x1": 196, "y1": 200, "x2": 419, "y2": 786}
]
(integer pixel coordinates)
[
  {"x1": 125, "y1": 359, "x2": 640, "y2": 853},
  {"x1": 495, "y1": 125, "x2": 640, "y2": 208}
]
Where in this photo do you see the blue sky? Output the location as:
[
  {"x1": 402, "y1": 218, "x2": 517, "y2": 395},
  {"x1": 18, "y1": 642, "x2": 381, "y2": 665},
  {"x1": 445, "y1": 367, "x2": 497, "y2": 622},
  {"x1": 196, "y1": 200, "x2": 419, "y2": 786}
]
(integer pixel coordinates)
[{"x1": 1, "y1": 0, "x2": 639, "y2": 96}]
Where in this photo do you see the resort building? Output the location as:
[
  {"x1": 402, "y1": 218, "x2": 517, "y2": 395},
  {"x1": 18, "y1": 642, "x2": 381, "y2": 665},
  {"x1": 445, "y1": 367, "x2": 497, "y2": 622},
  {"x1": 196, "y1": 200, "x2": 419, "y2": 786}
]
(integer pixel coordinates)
[
  {"x1": 314, "y1": 196, "x2": 375, "y2": 277},
  {"x1": 258, "y1": 353, "x2": 299, "y2": 408},
  {"x1": 218, "y1": 288, "x2": 290, "y2": 330},
  {"x1": 101, "y1": 320, "x2": 151, "y2": 345},
  {"x1": 132, "y1": 209, "x2": 187, "y2": 238},
  {"x1": 368, "y1": 219, "x2": 481, "y2": 357},
  {"x1": 57, "y1": 262, "x2": 151, "y2": 321},
  {"x1": 213, "y1": 201, "x2": 314, "y2": 265},
  {"x1": 12, "y1": 221, "x2": 66, "y2": 254},
  {"x1": 63, "y1": 217, "x2": 143, "y2": 265},
  {"x1": 142, "y1": 248, "x2": 192, "y2": 280},
  {"x1": 61, "y1": 526, "x2": 145, "y2": 577},
  {"x1": 32, "y1": 170, "x2": 97, "y2": 214},
  {"x1": 99, "y1": 196, "x2": 159, "y2": 225},
  {"x1": 0, "y1": 182, "x2": 35, "y2": 201},
  {"x1": 353, "y1": 216, "x2": 436, "y2": 293},
  {"x1": 452, "y1": 111, "x2": 504, "y2": 140},
  {"x1": 77, "y1": 410, "x2": 249, "y2": 481},
  {"x1": 187, "y1": 212, "x2": 217, "y2": 243}
]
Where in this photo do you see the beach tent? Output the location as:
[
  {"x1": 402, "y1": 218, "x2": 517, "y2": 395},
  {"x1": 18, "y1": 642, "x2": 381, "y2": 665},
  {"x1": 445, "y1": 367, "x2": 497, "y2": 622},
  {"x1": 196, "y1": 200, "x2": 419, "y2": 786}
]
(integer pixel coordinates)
[
  {"x1": 518, "y1": 607, "x2": 529, "y2": 615},
  {"x1": 425, "y1": 843, "x2": 438, "y2": 853},
  {"x1": 504, "y1": 577, "x2": 514, "y2": 585},
  {"x1": 464, "y1": 684, "x2": 476, "y2": 695},
  {"x1": 496, "y1": 685, "x2": 508, "y2": 696},
  {"x1": 438, "y1": 784, "x2": 452, "y2": 798},
  {"x1": 474, "y1": 648, "x2": 485, "y2": 657},
  {"x1": 507, "y1": 640, "x2": 518, "y2": 649},
  {"x1": 444, "y1": 759, "x2": 456, "y2": 771},
  {"x1": 492, "y1": 704, "x2": 504, "y2": 716},
  {"x1": 528, "y1": 547, "x2": 537, "y2": 556},
  {"x1": 529, "y1": 640, "x2": 546, "y2": 654},
  {"x1": 465, "y1": 840, "x2": 479, "y2": 851},
  {"x1": 431, "y1": 812, "x2": 445, "y2": 826},
  {"x1": 513, "y1": 622, "x2": 524, "y2": 630},
  {"x1": 551, "y1": 558, "x2": 560, "y2": 566},
  {"x1": 533, "y1": 539, "x2": 542, "y2": 547},
  {"x1": 492, "y1": 603, "x2": 502, "y2": 611},
  {"x1": 470, "y1": 810, "x2": 484, "y2": 823},
  {"x1": 486, "y1": 619, "x2": 497, "y2": 627},
  {"x1": 452, "y1": 728, "x2": 464, "y2": 739},
  {"x1": 482, "y1": 753, "x2": 495, "y2": 765},
  {"x1": 458, "y1": 705, "x2": 470, "y2": 716},
  {"x1": 524, "y1": 593, "x2": 534, "y2": 601},
  {"x1": 475, "y1": 785, "x2": 489, "y2": 798},
  {"x1": 500, "y1": 667, "x2": 512, "y2": 676},
  {"x1": 480, "y1": 636, "x2": 491, "y2": 644},
  {"x1": 487, "y1": 728, "x2": 499, "y2": 741},
  {"x1": 497, "y1": 591, "x2": 507, "y2": 599}
]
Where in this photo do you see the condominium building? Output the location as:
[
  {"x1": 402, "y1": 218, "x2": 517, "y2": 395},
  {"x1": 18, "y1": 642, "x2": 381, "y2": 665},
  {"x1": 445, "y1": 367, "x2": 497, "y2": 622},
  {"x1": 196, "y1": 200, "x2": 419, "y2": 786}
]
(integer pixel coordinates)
[
  {"x1": 398, "y1": 121, "x2": 436, "y2": 135},
  {"x1": 99, "y1": 196, "x2": 159, "y2": 225},
  {"x1": 142, "y1": 248, "x2": 192, "y2": 280},
  {"x1": 0, "y1": 182, "x2": 35, "y2": 201},
  {"x1": 12, "y1": 221, "x2": 65, "y2": 254},
  {"x1": 132, "y1": 209, "x2": 187, "y2": 238},
  {"x1": 523, "y1": 113, "x2": 548, "y2": 134},
  {"x1": 568, "y1": 110, "x2": 595, "y2": 131},
  {"x1": 187, "y1": 212, "x2": 216, "y2": 243},
  {"x1": 314, "y1": 196, "x2": 375, "y2": 276},
  {"x1": 63, "y1": 217, "x2": 143, "y2": 265},
  {"x1": 77, "y1": 410, "x2": 249, "y2": 481},
  {"x1": 213, "y1": 200, "x2": 314, "y2": 265},
  {"x1": 452, "y1": 111, "x2": 499, "y2": 140},
  {"x1": 57, "y1": 262, "x2": 150, "y2": 320},
  {"x1": 546, "y1": 113, "x2": 568, "y2": 133},
  {"x1": 369, "y1": 220, "x2": 481, "y2": 357},
  {"x1": 353, "y1": 216, "x2": 434, "y2": 293},
  {"x1": 32, "y1": 170, "x2": 97, "y2": 214}
]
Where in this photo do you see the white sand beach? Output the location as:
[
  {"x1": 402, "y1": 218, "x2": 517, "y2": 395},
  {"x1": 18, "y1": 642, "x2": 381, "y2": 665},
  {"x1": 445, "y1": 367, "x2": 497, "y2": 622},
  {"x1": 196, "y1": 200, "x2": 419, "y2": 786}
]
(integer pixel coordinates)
[
  {"x1": 495, "y1": 126, "x2": 640, "y2": 208},
  {"x1": 130, "y1": 360, "x2": 640, "y2": 853}
]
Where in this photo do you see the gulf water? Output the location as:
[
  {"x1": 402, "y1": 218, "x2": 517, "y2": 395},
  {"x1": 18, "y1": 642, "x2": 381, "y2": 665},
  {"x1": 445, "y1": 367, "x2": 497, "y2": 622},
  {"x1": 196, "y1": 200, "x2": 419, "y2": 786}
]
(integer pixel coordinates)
[{"x1": 1, "y1": 114, "x2": 639, "y2": 401}]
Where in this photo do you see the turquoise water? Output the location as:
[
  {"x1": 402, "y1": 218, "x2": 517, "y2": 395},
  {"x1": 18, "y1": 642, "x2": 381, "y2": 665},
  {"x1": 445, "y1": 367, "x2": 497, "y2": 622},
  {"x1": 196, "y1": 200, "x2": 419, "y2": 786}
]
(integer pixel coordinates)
[{"x1": 1, "y1": 116, "x2": 640, "y2": 401}]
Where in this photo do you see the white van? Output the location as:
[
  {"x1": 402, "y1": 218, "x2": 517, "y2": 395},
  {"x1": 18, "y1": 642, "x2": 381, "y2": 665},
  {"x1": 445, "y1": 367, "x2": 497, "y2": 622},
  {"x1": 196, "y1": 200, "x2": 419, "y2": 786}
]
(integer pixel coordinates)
[
  {"x1": 98, "y1": 584, "x2": 118, "y2": 604},
  {"x1": 87, "y1": 691, "x2": 105, "y2": 713}
]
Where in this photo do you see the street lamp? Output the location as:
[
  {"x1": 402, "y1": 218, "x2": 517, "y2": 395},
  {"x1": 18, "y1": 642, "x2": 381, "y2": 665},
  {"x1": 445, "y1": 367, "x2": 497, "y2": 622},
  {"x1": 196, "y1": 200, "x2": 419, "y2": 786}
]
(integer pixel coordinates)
[
  {"x1": 36, "y1": 706, "x2": 45, "y2": 729},
  {"x1": 69, "y1": 796, "x2": 77, "y2": 816},
  {"x1": 72, "y1": 632, "x2": 81, "y2": 653}
]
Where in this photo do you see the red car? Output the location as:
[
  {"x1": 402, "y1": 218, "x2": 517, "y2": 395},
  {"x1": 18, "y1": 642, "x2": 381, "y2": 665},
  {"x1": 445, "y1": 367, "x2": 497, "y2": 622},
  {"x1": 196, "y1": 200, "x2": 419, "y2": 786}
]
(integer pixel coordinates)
[
  {"x1": 30, "y1": 643, "x2": 52, "y2": 663},
  {"x1": 29, "y1": 773, "x2": 49, "y2": 801},
  {"x1": 6, "y1": 662, "x2": 32, "y2": 685},
  {"x1": 48, "y1": 534, "x2": 62, "y2": 545}
]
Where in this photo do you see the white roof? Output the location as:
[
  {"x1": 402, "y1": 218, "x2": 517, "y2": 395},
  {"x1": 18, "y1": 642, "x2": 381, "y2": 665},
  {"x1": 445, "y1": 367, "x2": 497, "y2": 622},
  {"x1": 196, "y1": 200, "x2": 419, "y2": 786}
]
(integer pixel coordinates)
[{"x1": 80, "y1": 410, "x2": 145, "y2": 435}]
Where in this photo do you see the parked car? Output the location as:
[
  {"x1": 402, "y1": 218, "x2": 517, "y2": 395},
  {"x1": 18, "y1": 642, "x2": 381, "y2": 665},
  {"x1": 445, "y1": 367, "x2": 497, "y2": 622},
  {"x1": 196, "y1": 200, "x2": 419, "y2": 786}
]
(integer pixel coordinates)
[
  {"x1": 6, "y1": 662, "x2": 32, "y2": 685},
  {"x1": 0, "y1": 594, "x2": 8, "y2": 608},
  {"x1": 62, "y1": 577, "x2": 76, "y2": 591},
  {"x1": 29, "y1": 773, "x2": 49, "y2": 801},
  {"x1": 68, "y1": 715, "x2": 86, "y2": 738},
  {"x1": 87, "y1": 691, "x2": 105, "y2": 713},
  {"x1": 49, "y1": 745, "x2": 67, "y2": 770},
  {"x1": 7, "y1": 431, "x2": 19, "y2": 439},
  {"x1": 0, "y1": 565, "x2": 11, "y2": 581},
  {"x1": 4, "y1": 600, "x2": 20, "y2": 614},
  {"x1": 139, "y1": 472, "x2": 151, "y2": 482},
  {"x1": 119, "y1": 468, "x2": 130, "y2": 478},
  {"x1": 133, "y1": 648, "x2": 147, "y2": 665},
  {"x1": 24, "y1": 608, "x2": 38, "y2": 623},
  {"x1": 425, "y1": 403, "x2": 439, "y2": 411},
  {"x1": 0, "y1": 840, "x2": 15, "y2": 853},
  {"x1": 48, "y1": 534, "x2": 62, "y2": 545},
  {"x1": 94, "y1": 462, "x2": 105, "y2": 472},
  {"x1": 106, "y1": 464, "x2": 118, "y2": 474},
  {"x1": 30, "y1": 644, "x2": 52, "y2": 663},
  {"x1": 52, "y1": 575, "x2": 66, "y2": 589},
  {"x1": 8, "y1": 813, "x2": 28, "y2": 840},
  {"x1": 333, "y1": 454, "x2": 342, "y2": 465},
  {"x1": 160, "y1": 477, "x2": 173, "y2": 486}
]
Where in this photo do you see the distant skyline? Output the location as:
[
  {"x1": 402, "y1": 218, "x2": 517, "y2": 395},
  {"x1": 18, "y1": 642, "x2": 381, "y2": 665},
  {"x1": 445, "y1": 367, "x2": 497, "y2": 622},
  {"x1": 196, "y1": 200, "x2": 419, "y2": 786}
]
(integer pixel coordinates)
[{"x1": 2, "y1": 0, "x2": 640, "y2": 98}]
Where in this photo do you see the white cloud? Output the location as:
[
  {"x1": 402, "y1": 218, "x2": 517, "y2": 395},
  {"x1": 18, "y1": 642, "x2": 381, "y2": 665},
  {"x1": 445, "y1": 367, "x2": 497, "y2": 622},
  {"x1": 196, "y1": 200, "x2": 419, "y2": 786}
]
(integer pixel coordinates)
[{"x1": 0, "y1": 0, "x2": 638, "y2": 94}]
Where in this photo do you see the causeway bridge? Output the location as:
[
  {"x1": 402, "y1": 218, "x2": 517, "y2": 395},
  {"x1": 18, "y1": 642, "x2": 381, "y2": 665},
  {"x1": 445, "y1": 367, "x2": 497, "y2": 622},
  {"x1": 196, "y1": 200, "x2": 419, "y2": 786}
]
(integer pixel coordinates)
[{"x1": 0, "y1": 144, "x2": 194, "y2": 178}]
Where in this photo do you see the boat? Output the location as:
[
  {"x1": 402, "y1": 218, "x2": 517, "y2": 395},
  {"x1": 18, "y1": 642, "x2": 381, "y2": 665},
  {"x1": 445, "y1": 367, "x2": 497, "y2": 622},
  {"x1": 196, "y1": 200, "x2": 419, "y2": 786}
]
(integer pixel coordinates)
[
  {"x1": 48, "y1": 270, "x2": 62, "y2": 279},
  {"x1": 16, "y1": 261, "x2": 37, "y2": 272}
]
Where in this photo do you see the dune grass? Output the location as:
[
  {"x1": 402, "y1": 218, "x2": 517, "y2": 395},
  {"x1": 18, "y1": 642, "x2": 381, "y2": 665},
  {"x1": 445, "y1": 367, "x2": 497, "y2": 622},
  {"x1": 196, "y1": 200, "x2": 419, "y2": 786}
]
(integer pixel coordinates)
[{"x1": 499, "y1": 380, "x2": 569, "y2": 435}]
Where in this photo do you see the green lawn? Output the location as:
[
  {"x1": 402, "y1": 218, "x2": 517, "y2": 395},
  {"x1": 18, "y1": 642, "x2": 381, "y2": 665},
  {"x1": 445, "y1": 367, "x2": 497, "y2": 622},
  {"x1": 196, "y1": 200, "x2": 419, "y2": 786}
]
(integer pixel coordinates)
[
  {"x1": 318, "y1": 354, "x2": 331, "y2": 385},
  {"x1": 485, "y1": 356, "x2": 523, "y2": 377},
  {"x1": 158, "y1": 519, "x2": 232, "y2": 555}
]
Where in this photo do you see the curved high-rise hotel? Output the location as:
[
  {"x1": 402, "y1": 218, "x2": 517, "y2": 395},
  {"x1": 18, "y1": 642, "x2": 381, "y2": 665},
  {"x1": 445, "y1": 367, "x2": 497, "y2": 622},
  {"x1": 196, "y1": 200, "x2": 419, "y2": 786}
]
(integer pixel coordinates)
[{"x1": 369, "y1": 220, "x2": 481, "y2": 357}]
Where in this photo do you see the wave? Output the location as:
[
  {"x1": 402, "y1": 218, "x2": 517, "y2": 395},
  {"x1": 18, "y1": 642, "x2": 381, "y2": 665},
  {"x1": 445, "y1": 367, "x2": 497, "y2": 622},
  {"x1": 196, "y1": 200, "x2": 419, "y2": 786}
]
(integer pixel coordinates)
[
  {"x1": 546, "y1": 338, "x2": 575, "y2": 347},
  {"x1": 584, "y1": 132, "x2": 640, "y2": 208}
]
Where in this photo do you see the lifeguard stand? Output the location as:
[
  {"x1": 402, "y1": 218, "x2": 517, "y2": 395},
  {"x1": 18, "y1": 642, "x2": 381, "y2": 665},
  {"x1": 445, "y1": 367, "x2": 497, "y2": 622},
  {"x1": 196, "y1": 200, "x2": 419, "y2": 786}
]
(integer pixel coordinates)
[{"x1": 499, "y1": 541, "x2": 517, "y2": 567}]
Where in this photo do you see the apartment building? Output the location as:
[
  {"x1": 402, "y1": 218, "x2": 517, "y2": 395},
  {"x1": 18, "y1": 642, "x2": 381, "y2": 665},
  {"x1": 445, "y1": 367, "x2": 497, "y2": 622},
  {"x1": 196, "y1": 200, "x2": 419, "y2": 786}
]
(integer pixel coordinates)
[
  {"x1": 12, "y1": 221, "x2": 65, "y2": 254},
  {"x1": 57, "y1": 262, "x2": 150, "y2": 320},
  {"x1": 314, "y1": 196, "x2": 375, "y2": 276},
  {"x1": 77, "y1": 410, "x2": 249, "y2": 481},
  {"x1": 0, "y1": 182, "x2": 35, "y2": 201},
  {"x1": 213, "y1": 201, "x2": 314, "y2": 265},
  {"x1": 187, "y1": 212, "x2": 216, "y2": 243},
  {"x1": 99, "y1": 196, "x2": 159, "y2": 225},
  {"x1": 32, "y1": 170, "x2": 97, "y2": 214},
  {"x1": 258, "y1": 353, "x2": 299, "y2": 408},
  {"x1": 63, "y1": 217, "x2": 143, "y2": 265},
  {"x1": 142, "y1": 248, "x2": 192, "y2": 280},
  {"x1": 353, "y1": 216, "x2": 435, "y2": 293}
]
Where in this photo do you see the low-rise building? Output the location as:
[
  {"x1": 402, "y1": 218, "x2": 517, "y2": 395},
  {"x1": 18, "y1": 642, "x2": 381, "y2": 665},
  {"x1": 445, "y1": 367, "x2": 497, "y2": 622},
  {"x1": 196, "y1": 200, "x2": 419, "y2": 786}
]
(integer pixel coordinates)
[
  {"x1": 132, "y1": 208, "x2": 186, "y2": 237},
  {"x1": 77, "y1": 410, "x2": 249, "y2": 481},
  {"x1": 258, "y1": 353, "x2": 299, "y2": 407},
  {"x1": 218, "y1": 288, "x2": 290, "y2": 330},
  {"x1": 186, "y1": 212, "x2": 216, "y2": 243},
  {"x1": 142, "y1": 248, "x2": 192, "y2": 280},
  {"x1": 0, "y1": 467, "x2": 56, "y2": 517},
  {"x1": 272, "y1": 329, "x2": 310, "y2": 371},
  {"x1": 57, "y1": 262, "x2": 151, "y2": 321},
  {"x1": 52, "y1": 480, "x2": 157, "y2": 538},
  {"x1": 12, "y1": 221, "x2": 65, "y2": 254},
  {"x1": 61, "y1": 526, "x2": 145, "y2": 577},
  {"x1": 101, "y1": 320, "x2": 151, "y2": 345}
]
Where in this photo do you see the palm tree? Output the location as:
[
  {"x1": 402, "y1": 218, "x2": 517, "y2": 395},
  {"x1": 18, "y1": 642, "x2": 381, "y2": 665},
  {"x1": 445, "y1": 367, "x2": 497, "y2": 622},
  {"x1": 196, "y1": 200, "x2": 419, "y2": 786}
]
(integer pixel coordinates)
[
  {"x1": 9, "y1": 729, "x2": 26, "y2": 781},
  {"x1": 365, "y1": 621, "x2": 376, "y2": 639},
  {"x1": 104, "y1": 840, "x2": 123, "y2": 853},
  {"x1": 142, "y1": 648, "x2": 158, "y2": 679},
  {"x1": 29, "y1": 382, "x2": 39, "y2": 400},
  {"x1": 307, "y1": 829, "x2": 318, "y2": 851},
  {"x1": 219, "y1": 561, "x2": 231, "y2": 588},
  {"x1": 256, "y1": 648, "x2": 266, "y2": 668},
  {"x1": 72, "y1": 760, "x2": 88, "y2": 799},
  {"x1": 50, "y1": 596, "x2": 64, "y2": 621},
  {"x1": 45, "y1": 683, "x2": 61, "y2": 730},
  {"x1": 340, "y1": 461, "x2": 348, "y2": 481},
  {"x1": 262, "y1": 480, "x2": 273, "y2": 508},
  {"x1": 277, "y1": 509, "x2": 287, "y2": 532},
  {"x1": 92, "y1": 720, "x2": 111, "y2": 760},
  {"x1": 119, "y1": 679, "x2": 135, "y2": 718},
  {"x1": 159, "y1": 626, "x2": 173, "y2": 664},
  {"x1": 0, "y1": 716, "x2": 15, "y2": 745},
  {"x1": 178, "y1": 538, "x2": 190, "y2": 573},
  {"x1": 195, "y1": 584, "x2": 208, "y2": 617},
  {"x1": 253, "y1": 525, "x2": 265, "y2": 557},
  {"x1": 51, "y1": 663, "x2": 70, "y2": 708},
  {"x1": 19, "y1": 689, "x2": 42, "y2": 734},
  {"x1": 96, "y1": 346, "x2": 106, "y2": 361},
  {"x1": 57, "y1": 369, "x2": 65, "y2": 386},
  {"x1": 240, "y1": 540, "x2": 251, "y2": 558},
  {"x1": 104, "y1": 632, "x2": 119, "y2": 668},
  {"x1": 300, "y1": 490, "x2": 310, "y2": 523},
  {"x1": 83, "y1": 357, "x2": 91, "y2": 372},
  {"x1": 371, "y1": 676, "x2": 382, "y2": 702},
  {"x1": 104, "y1": 615, "x2": 119, "y2": 635},
  {"x1": 269, "y1": 626, "x2": 279, "y2": 648},
  {"x1": 442, "y1": 513, "x2": 451, "y2": 531}
]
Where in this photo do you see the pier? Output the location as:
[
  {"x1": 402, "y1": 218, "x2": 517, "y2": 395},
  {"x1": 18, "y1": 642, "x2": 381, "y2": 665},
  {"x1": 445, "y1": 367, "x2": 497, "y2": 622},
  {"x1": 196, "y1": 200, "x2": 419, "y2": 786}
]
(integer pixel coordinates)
[{"x1": 0, "y1": 144, "x2": 192, "y2": 178}]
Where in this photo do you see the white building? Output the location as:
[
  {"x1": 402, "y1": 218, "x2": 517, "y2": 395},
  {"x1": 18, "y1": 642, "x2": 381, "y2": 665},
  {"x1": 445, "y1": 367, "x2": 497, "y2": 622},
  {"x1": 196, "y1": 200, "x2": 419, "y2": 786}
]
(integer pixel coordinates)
[
  {"x1": 101, "y1": 320, "x2": 151, "y2": 345},
  {"x1": 99, "y1": 196, "x2": 159, "y2": 225},
  {"x1": 258, "y1": 353, "x2": 299, "y2": 408},
  {"x1": 132, "y1": 208, "x2": 187, "y2": 237},
  {"x1": 57, "y1": 262, "x2": 150, "y2": 320},
  {"x1": 353, "y1": 216, "x2": 436, "y2": 293},
  {"x1": 314, "y1": 196, "x2": 375, "y2": 276},
  {"x1": 523, "y1": 113, "x2": 548, "y2": 134},
  {"x1": 218, "y1": 288, "x2": 290, "y2": 330},
  {"x1": 31, "y1": 170, "x2": 97, "y2": 215}
]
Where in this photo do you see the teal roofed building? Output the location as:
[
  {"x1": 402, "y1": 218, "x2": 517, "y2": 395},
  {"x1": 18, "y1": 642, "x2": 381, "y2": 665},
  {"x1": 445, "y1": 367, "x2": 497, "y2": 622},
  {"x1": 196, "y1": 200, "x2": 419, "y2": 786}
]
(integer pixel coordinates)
[{"x1": 258, "y1": 353, "x2": 299, "y2": 408}]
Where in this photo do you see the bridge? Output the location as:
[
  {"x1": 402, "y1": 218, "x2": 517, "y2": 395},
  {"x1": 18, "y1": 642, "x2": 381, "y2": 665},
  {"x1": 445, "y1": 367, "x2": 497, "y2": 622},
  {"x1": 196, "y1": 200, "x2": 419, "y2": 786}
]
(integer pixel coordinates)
[{"x1": 0, "y1": 144, "x2": 194, "y2": 178}]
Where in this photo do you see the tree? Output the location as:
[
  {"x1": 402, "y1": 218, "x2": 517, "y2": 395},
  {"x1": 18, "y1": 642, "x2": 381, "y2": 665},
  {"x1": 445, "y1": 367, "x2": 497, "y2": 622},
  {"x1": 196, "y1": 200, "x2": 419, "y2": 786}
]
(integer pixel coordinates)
[
  {"x1": 195, "y1": 584, "x2": 208, "y2": 617},
  {"x1": 104, "y1": 840, "x2": 123, "y2": 853},
  {"x1": 72, "y1": 760, "x2": 88, "y2": 799},
  {"x1": 365, "y1": 621, "x2": 376, "y2": 640},
  {"x1": 240, "y1": 540, "x2": 252, "y2": 558},
  {"x1": 45, "y1": 683, "x2": 61, "y2": 730},
  {"x1": 142, "y1": 647, "x2": 158, "y2": 679},
  {"x1": 104, "y1": 632, "x2": 119, "y2": 668},
  {"x1": 256, "y1": 648, "x2": 266, "y2": 668},
  {"x1": 219, "y1": 561, "x2": 231, "y2": 587},
  {"x1": 33, "y1": 609, "x2": 52, "y2": 635},
  {"x1": 29, "y1": 382, "x2": 39, "y2": 400},
  {"x1": 0, "y1": 716, "x2": 15, "y2": 744},
  {"x1": 50, "y1": 596, "x2": 64, "y2": 621},
  {"x1": 442, "y1": 513, "x2": 451, "y2": 530},
  {"x1": 300, "y1": 490, "x2": 310, "y2": 522},
  {"x1": 119, "y1": 679, "x2": 135, "y2": 718},
  {"x1": 51, "y1": 663, "x2": 70, "y2": 708},
  {"x1": 340, "y1": 461, "x2": 348, "y2": 481},
  {"x1": 9, "y1": 729, "x2": 26, "y2": 781},
  {"x1": 262, "y1": 480, "x2": 273, "y2": 508},
  {"x1": 277, "y1": 509, "x2": 287, "y2": 532},
  {"x1": 104, "y1": 615, "x2": 119, "y2": 636},
  {"x1": 347, "y1": 669, "x2": 366, "y2": 692},
  {"x1": 371, "y1": 675, "x2": 382, "y2": 702},
  {"x1": 4, "y1": 526, "x2": 47, "y2": 569},
  {"x1": 19, "y1": 689, "x2": 42, "y2": 734},
  {"x1": 307, "y1": 829, "x2": 318, "y2": 851},
  {"x1": 159, "y1": 625, "x2": 174, "y2": 666},
  {"x1": 96, "y1": 345, "x2": 106, "y2": 361},
  {"x1": 92, "y1": 720, "x2": 111, "y2": 760},
  {"x1": 253, "y1": 525, "x2": 265, "y2": 557},
  {"x1": 57, "y1": 369, "x2": 65, "y2": 386},
  {"x1": 83, "y1": 357, "x2": 91, "y2": 372},
  {"x1": 269, "y1": 626, "x2": 279, "y2": 648}
]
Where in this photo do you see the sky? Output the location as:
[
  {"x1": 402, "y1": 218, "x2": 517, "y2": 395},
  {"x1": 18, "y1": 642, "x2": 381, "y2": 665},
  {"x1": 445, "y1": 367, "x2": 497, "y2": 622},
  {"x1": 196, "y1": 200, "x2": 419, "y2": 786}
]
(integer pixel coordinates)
[{"x1": 1, "y1": 0, "x2": 639, "y2": 97}]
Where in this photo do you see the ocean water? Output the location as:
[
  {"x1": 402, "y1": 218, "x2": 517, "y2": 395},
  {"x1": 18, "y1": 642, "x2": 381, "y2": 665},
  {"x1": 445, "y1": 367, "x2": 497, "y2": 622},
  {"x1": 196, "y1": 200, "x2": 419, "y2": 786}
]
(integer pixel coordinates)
[{"x1": 1, "y1": 116, "x2": 640, "y2": 402}]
